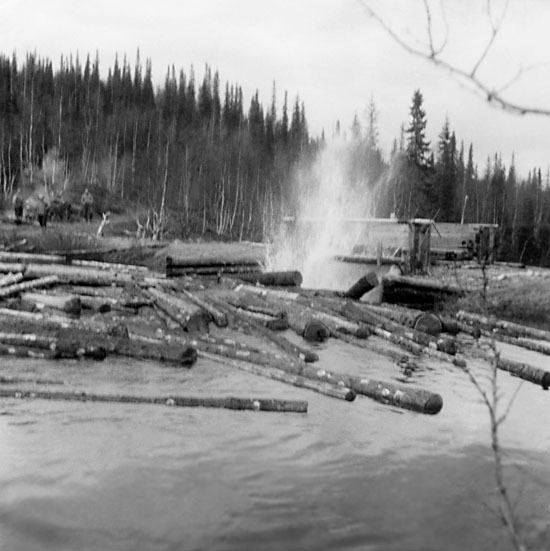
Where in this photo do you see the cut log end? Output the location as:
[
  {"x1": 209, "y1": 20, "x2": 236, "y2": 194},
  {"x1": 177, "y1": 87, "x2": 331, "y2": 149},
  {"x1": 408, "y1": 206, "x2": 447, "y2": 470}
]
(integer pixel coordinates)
[
  {"x1": 424, "y1": 393, "x2": 444, "y2": 415},
  {"x1": 413, "y1": 313, "x2": 443, "y2": 336},
  {"x1": 302, "y1": 320, "x2": 331, "y2": 342},
  {"x1": 266, "y1": 317, "x2": 290, "y2": 331},
  {"x1": 343, "y1": 272, "x2": 379, "y2": 300},
  {"x1": 178, "y1": 346, "x2": 198, "y2": 366}
]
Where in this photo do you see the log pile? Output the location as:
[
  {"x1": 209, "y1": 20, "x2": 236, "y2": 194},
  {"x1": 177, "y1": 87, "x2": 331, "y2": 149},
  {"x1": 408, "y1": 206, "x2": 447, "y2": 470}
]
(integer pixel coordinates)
[{"x1": 0, "y1": 251, "x2": 548, "y2": 416}]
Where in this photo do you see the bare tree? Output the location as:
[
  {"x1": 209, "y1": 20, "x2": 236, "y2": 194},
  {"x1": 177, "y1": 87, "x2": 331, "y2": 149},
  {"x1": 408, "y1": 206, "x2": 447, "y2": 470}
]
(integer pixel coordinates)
[{"x1": 359, "y1": 0, "x2": 550, "y2": 116}]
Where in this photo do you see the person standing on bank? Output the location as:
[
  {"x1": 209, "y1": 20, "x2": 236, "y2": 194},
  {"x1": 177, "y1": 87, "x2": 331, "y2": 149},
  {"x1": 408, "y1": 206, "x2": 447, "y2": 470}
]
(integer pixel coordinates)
[
  {"x1": 12, "y1": 191, "x2": 23, "y2": 224},
  {"x1": 36, "y1": 194, "x2": 48, "y2": 231},
  {"x1": 81, "y1": 188, "x2": 94, "y2": 222}
]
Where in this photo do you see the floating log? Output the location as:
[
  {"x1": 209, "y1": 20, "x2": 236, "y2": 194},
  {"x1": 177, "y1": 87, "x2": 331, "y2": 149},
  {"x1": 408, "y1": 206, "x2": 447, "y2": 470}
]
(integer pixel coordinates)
[
  {"x1": 176, "y1": 287, "x2": 228, "y2": 327},
  {"x1": 334, "y1": 255, "x2": 403, "y2": 266},
  {"x1": 213, "y1": 299, "x2": 319, "y2": 363},
  {"x1": 497, "y1": 357, "x2": 550, "y2": 390},
  {"x1": 209, "y1": 345, "x2": 442, "y2": 414},
  {"x1": 457, "y1": 310, "x2": 550, "y2": 342},
  {"x1": 0, "y1": 251, "x2": 66, "y2": 264},
  {"x1": 166, "y1": 255, "x2": 262, "y2": 269},
  {"x1": 361, "y1": 303, "x2": 443, "y2": 336},
  {"x1": 0, "y1": 388, "x2": 308, "y2": 413},
  {"x1": 294, "y1": 297, "x2": 371, "y2": 338},
  {"x1": 0, "y1": 272, "x2": 24, "y2": 288},
  {"x1": 231, "y1": 282, "x2": 300, "y2": 301},
  {"x1": 146, "y1": 287, "x2": 211, "y2": 333},
  {"x1": 0, "y1": 374, "x2": 65, "y2": 385},
  {"x1": 167, "y1": 265, "x2": 261, "y2": 277},
  {"x1": 68, "y1": 258, "x2": 149, "y2": 272},
  {"x1": 77, "y1": 295, "x2": 113, "y2": 313},
  {"x1": 0, "y1": 307, "x2": 117, "y2": 334},
  {"x1": 382, "y1": 273, "x2": 465, "y2": 295},
  {"x1": 200, "y1": 351, "x2": 355, "y2": 401},
  {"x1": 303, "y1": 319, "x2": 331, "y2": 342},
  {"x1": 0, "y1": 275, "x2": 60, "y2": 298},
  {"x1": 335, "y1": 302, "x2": 465, "y2": 366},
  {"x1": 346, "y1": 375, "x2": 443, "y2": 414},
  {"x1": 482, "y1": 330, "x2": 550, "y2": 357},
  {"x1": 343, "y1": 271, "x2": 380, "y2": 300},
  {"x1": 235, "y1": 270, "x2": 303, "y2": 287},
  {"x1": 0, "y1": 262, "x2": 137, "y2": 286},
  {"x1": 0, "y1": 342, "x2": 60, "y2": 360},
  {"x1": 22, "y1": 292, "x2": 82, "y2": 317},
  {"x1": 0, "y1": 331, "x2": 106, "y2": 360}
]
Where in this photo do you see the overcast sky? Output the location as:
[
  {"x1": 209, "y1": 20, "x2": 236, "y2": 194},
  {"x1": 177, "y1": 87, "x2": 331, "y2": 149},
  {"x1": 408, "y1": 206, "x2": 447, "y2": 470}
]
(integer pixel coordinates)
[{"x1": 1, "y1": 0, "x2": 549, "y2": 177}]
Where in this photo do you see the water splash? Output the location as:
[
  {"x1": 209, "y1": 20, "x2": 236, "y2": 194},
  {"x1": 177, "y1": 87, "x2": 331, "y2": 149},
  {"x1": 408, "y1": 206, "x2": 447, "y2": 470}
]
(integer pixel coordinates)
[{"x1": 269, "y1": 137, "x2": 376, "y2": 288}]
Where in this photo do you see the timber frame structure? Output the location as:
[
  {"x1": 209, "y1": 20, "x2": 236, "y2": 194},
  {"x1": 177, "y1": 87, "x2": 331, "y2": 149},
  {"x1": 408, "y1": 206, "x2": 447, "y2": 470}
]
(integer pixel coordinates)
[{"x1": 282, "y1": 217, "x2": 499, "y2": 275}]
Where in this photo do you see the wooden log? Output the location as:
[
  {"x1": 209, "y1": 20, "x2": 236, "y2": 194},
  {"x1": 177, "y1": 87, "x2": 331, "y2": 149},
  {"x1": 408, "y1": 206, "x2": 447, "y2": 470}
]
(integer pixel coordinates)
[
  {"x1": 457, "y1": 310, "x2": 550, "y2": 342},
  {"x1": 68, "y1": 258, "x2": 149, "y2": 272},
  {"x1": 22, "y1": 292, "x2": 82, "y2": 316},
  {"x1": 294, "y1": 297, "x2": 371, "y2": 338},
  {"x1": 382, "y1": 273, "x2": 464, "y2": 295},
  {"x1": 0, "y1": 262, "x2": 137, "y2": 287},
  {"x1": 334, "y1": 255, "x2": 403, "y2": 266},
  {"x1": 343, "y1": 271, "x2": 380, "y2": 300},
  {"x1": 497, "y1": 357, "x2": 550, "y2": 390},
  {"x1": 212, "y1": 299, "x2": 319, "y2": 363},
  {"x1": 167, "y1": 265, "x2": 261, "y2": 277},
  {"x1": 0, "y1": 342, "x2": 60, "y2": 360},
  {"x1": 365, "y1": 303, "x2": 443, "y2": 336},
  {"x1": 0, "y1": 388, "x2": 308, "y2": 413},
  {"x1": 231, "y1": 282, "x2": 300, "y2": 301},
  {"x1": 78, "y1": 295, "x2": 113, "y2": 313},
  {"x1": 0, "y1": 275, "x2": 60, "y2": 298},
  {"x1": 166, "y1": 255, "x2": 261, "y2": 269},
  {"x1": 0, "y1": 307, "x2": 118, "y2": 334},
  {"x1": 365, "y1": 307, "x2": 455, "y2": 355},
  {"x1": 223, "y1": 293, "x2": 287, "y2": 320},
  {"x1": 0, "y1": 251, "x2": 66, "y2": 264},
  {"x1": 346, "y1": 375, "x2": 443, "y2": 414},
  {"x1": 413, "y1": 313, "x2": 443, "y2": 336},
  {"x1": 146, "y1": 287, "x2": 211, "y2": 333},
  {"x1": 200, "y1": 351, "x2": 355, "y2": 401},
  {"x1": 0, "y1": 374, "x2": 65, "y2": 385},
  {"x1": 0, "y1": 331, "x2": 107, "y2": 360},
  {"x1": 0, "y1": 272, "x2": 24, "y2": 288},
  {"x1": 177, "y1": 287, "x2": 228, "y2": 327},
  {"x1": 482, "y1": 330, "x2": 550, "y2": 357},
  {"x1": 234, "y1": 270, "x2": 303, "y2": 287}
]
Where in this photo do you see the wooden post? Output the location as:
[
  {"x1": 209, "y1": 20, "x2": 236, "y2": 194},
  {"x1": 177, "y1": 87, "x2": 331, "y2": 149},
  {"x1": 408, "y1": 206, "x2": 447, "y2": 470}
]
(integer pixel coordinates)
[{"x1": 408, "y1": 220, "x2": 431, "y2": 274}]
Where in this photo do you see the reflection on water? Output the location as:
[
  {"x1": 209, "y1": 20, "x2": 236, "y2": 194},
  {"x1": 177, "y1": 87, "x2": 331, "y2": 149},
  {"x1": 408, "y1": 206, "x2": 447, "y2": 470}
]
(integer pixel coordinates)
[{"x1": 0, "y1": 338, "x2": 548, "y2": 551}]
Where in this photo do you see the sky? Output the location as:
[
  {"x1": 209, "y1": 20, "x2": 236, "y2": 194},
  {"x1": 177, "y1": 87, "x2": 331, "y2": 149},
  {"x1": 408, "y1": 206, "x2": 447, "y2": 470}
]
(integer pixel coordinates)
[{"x1": 1, "y1": 0, "x2": 549, "y2": 177}]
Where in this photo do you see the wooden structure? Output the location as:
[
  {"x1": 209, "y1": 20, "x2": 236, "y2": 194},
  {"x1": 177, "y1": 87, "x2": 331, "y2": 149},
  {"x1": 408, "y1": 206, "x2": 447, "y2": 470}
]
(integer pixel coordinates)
[{"x1": 283, "y1": 217, "x2": 499, "y2": 274}]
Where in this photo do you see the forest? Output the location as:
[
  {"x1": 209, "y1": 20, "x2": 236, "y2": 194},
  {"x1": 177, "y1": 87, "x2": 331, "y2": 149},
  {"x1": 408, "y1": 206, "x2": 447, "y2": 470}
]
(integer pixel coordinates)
[{"x1": 0, "y1": 51, "x2": 548, "y2": 265}]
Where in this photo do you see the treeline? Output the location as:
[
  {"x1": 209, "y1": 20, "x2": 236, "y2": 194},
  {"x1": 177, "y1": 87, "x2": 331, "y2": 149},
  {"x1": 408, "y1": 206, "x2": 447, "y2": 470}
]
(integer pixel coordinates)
[
  {"x1": 0, "y1": 51, "x2": 317, "y2": 240},
  {"x1": 346, "y1": 90, "x2": 550, "y2": 266},
  {"x1": 0, "y1": 52, "x2": 548, "y2": 264}
]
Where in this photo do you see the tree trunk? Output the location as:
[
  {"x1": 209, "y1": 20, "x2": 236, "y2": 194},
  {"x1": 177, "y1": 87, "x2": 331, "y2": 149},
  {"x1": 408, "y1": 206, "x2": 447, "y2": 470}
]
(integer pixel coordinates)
[{"x1": 21, "y1": 292, "x2": 82, "y2": 317}]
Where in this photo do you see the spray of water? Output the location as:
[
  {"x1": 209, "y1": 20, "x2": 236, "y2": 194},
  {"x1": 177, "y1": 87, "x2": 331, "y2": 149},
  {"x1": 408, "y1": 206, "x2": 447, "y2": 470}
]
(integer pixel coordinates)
[{"x1": 269, "y1": 137, "x2": 377, "y2": 289}]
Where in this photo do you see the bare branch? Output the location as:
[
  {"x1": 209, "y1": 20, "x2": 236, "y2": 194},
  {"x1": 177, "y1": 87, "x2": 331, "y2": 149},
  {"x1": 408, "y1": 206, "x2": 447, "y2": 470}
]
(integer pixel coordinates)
[{"x1": 359, "y1": 0, "x2": 550, "y2": 117}]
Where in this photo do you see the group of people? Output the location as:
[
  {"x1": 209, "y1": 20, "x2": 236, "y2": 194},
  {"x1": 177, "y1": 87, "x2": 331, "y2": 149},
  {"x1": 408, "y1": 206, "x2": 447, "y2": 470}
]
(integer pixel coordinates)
[{"x1": 12, "y1": 188, "x2": 94, "y2": 229}]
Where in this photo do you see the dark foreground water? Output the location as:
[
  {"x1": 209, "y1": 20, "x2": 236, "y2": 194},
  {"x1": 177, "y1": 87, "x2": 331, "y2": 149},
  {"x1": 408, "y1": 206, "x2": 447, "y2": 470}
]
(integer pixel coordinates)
[{"x1": 0, "y1": 335, "x2": 549, "y2": 551}]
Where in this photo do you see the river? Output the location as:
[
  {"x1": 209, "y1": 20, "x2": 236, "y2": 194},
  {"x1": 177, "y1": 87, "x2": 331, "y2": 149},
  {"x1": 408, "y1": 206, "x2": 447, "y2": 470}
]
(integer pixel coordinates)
[{"x1": 0, "y1": 333, "x2": 548, "y2": 551}]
